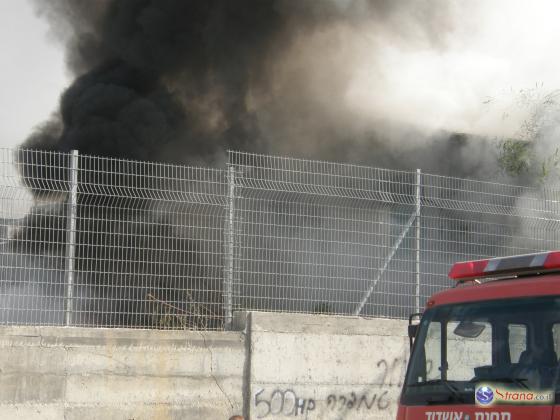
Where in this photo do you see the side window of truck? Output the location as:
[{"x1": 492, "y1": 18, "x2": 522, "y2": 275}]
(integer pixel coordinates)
[
  {"x1": 446, "y1": 321, "x2": 492, "y2": 380},
  {"x1": 508, "y1": 324, "x2": 527, "y2": 363},
  {"x1": 425, "y1": 322, "x2": 442, "y2": 381},
  {"x1": 552, "y1": 324, "x2": 560, "y2": 355}
]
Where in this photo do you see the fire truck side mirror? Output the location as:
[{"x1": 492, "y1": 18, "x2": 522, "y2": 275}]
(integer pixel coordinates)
[
  {"x1": 408, "y1": 312, "x2": 422, "y2": 350},
  {"x1": 408, "y1": 324, "x2": 418, "y2": 339}
]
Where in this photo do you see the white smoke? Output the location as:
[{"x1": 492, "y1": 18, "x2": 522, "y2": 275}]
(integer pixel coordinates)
[{"x1": 344, "y1": 0, "x2": 560, "y2": 139}]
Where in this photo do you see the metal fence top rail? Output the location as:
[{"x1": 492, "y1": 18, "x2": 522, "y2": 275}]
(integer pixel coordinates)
[
  {"x1": 13, "y1": 148, "x2": 227, "y2": 175},
  {"x1": 228, "y1": 150, "x2": 419, "y2": 176},
  {"x1": 8, "y1": 147, "x2": 560, "y2": 191},
  {"x1": 12, "y1": 147, "x2": 558, "y2": 198},
  {"x1": 228, "y1": 150, "x2": 560, "y2": 199}
]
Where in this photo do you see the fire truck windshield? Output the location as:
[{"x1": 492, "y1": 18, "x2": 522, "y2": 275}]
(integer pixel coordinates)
[{"x1": 401, "y1": 296, "x2": 560, "y2": 405}]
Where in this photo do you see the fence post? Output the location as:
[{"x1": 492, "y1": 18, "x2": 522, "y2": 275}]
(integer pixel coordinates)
[
  {"x1": 224, "y1": 164, "x2": 236, "y2": 330},
  {"x1": 415, "y1": 169, "x2": 422, "y2": 313},
  {"x1": 65, "y1": 150, "x2": 79, "y2": 326}
]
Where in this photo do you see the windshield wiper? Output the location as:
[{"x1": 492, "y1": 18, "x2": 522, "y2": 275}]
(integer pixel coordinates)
[
  {"x1": 409, "y1": 379, "x2": 466, "y2": 403},
  {"x1": 471, "y1": 376, "x2": 529, "y2": 389}
]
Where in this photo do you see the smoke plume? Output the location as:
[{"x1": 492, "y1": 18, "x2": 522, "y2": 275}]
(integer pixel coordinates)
[
  {"x1": 24, "y1": 0, "x2": 506, "y2": 177},
  {"x1": 7, "y1": 0, "x2": 559, "y2": 327}
]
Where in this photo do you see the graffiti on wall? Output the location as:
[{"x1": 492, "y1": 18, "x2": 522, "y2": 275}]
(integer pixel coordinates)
[
  {"x1": 253, "y1": 355, "x2": 408, "y2": 419},
  {"x1": 253, "y1": 388, "x2": 394, "y2": 419}
]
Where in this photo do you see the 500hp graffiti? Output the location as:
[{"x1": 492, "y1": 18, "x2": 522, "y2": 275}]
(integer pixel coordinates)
[
  {"x1": 254, "y1": 389, "x2": 315, "y2": 418},
  {"x1": 253, "y1": 388, "x2": 391, "y2": 418}
]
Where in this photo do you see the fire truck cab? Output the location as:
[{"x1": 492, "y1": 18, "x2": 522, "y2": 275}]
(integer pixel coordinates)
[{"x1": 398, "y1": 251, "x2": 560, "y2": 420}]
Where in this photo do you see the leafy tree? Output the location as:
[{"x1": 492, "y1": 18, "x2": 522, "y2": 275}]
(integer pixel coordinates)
[
  {"x1": 495, "y1": 88, "x2": 560, "y2": 184},
  {"x1": 497, "y1": 138, "x2": 532, "y2": 177}
]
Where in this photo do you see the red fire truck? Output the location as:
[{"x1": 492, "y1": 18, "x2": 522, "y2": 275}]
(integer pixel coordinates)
[{"x1": 397, "y1": 251, "x2": 560, "y2": 420}]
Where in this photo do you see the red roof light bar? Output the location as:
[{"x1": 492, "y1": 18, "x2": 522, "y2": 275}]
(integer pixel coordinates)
[{"x1": 448, "y1": 251, "x2": 560, "y2": 281}]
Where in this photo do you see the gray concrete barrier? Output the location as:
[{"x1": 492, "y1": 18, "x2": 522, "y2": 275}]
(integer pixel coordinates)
[
  {"x1": 0, "y1": 326, "x2": 245, "y2": 420},
  {"x1": 235, "y1": 312, "x2": 408, "y2": 420},
  {"x1": 0, "y1": 313, "x2": 409, "y2": 420}
]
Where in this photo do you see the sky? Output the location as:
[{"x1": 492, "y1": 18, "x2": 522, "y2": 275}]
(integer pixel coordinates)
[
  {"x1": 2, "y1": 1, "x2": 560, "y2": 149},
  {"x1": 0, "y1": 0, "x2": 69, "y2": 148}
]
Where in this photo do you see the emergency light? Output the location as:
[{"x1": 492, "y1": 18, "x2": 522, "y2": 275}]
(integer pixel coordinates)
[{"x1": 448, "y1": 251, "x2": 560, "y2": 280}]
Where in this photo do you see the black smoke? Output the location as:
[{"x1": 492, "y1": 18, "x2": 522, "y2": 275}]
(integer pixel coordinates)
[
  {"x1": 25, "y1": 0, "x2": 482, "y2": 173},
  {"x1": 26, "y1": 0, "x2": 290, "y2": 162}
]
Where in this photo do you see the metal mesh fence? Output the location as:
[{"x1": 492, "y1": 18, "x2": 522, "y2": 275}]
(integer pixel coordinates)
[
  {"x1": 229, "y1": 151, "x2": 560, "y2": 319},
  {"x1": 0, "y1": 148, "x2": 559, "y2": 329},
  {"x1": 0, "y1": 149, "x2": 227, "y2": 329}
]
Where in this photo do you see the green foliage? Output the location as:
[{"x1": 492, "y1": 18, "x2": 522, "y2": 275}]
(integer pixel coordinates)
[
  {"x1": 494, "y1": 87, "x2": 560, "y2": 184},
  {"x1": 540, "y1": 148, "x2": 560, "y2": 180},
  {"x1": 497, "y1": 139, "x2": 532, "y2": 176},
  {"x1": 498, "y1": 138, "x2": 560, "y2": 183}
]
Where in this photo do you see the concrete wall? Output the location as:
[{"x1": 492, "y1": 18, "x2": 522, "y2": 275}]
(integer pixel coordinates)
[
  {"x1": 235, "y1": 312, "x2": 409, "y2": 420},
  {"x1": 0, "y1": 313, "x2": 409, "y2": 420},
  {"x1": 0, "y1": 326, "x2": 245, "y2": 420}
]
